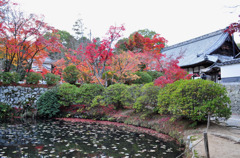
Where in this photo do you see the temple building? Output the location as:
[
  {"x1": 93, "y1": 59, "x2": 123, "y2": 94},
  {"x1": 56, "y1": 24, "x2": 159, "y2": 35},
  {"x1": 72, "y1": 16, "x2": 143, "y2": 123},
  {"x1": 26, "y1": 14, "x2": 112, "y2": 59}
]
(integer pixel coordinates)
[{"x1": 162, "y1": 28, "x2": 240, "y2": 82}]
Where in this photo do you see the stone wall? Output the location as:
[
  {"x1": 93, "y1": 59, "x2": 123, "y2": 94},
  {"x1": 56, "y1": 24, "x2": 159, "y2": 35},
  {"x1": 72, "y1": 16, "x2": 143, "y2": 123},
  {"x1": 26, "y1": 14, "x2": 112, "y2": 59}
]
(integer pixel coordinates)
[
  {"x1": 222, "y1": 83, "x2": 240, "y2": 115},
  {"x1": 0, "y1": 86, "x2": 48, "y2": 108}
]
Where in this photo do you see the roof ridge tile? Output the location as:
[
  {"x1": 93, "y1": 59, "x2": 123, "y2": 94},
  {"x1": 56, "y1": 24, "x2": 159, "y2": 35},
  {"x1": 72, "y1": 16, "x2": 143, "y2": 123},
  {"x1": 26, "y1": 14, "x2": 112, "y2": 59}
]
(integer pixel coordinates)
[{"x1": 163, "y1": 29, "x2": 225, "y2": 51}]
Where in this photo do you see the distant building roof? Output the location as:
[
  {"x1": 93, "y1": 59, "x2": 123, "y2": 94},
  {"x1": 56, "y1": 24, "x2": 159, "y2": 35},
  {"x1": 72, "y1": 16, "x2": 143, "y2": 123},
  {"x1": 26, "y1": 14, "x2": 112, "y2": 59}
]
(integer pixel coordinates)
[
  {"x1": 162, "y1": 29, "x2": 234, "y2": 68},
  {"x1": 43, "y1": 57, "x2": 56, "y2": 64}
]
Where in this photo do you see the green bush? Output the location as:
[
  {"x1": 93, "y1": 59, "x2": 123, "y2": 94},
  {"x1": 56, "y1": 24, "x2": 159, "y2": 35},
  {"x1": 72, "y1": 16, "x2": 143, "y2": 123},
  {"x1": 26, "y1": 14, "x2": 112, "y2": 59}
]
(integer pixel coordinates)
[
  {"x1": 2, "y1": 72, "x2": 13, "y2": 84},
  {"x1": 121, "y1": 84, "x2": 142, "y2": 107},
  {"x1": 2, "y1": 72, "x2": 20, "y2": 84},
  {"x1": 76, "y1": 84, "x2": 104, "y2": 106},
  {"x1": 37, "y1": 88, "x2": 61, "y2": 118},
  {"x1": 92, "y1": 83, "x2": 128, "y2": 109},
  {"x1": 63, "y1": 65, "x2": 80, "y2": 84},
  {"x1": 44, "y1": 73, "x2": 60, "y2": 85},
  {"x1": 0, "y1": 102, "x2": 13, "y2": 119},
  {"x1": 58, "y1": 83, "x2": 79, "y2": 107},
  {"x1": 132, "y1": 71, "x2": 152, "y2": 84},
  {"x1": 147, "y1": 71, "x2": 163, "y2": 81},
  {"x1": 91, "y1": 95, "x2": 105, "y2": 107},
  {"x1": 133, "y1": 82, "x2": 161, "y2": 112},
  {"x1": 12, "y1": 72, "x2": 21, "y2": 83},
  {"x1": 158, "y1": 79, "x2": 231, "y2": 122},
  {"x1": 26, "y1": 72, "x2": 42, "y2": 84},
  {"x1": 157, "y1": 81, "x2": 181, "y2": 114},
  {"x1": 104, "y1": 83, "x2": 128, "y2": 109}
]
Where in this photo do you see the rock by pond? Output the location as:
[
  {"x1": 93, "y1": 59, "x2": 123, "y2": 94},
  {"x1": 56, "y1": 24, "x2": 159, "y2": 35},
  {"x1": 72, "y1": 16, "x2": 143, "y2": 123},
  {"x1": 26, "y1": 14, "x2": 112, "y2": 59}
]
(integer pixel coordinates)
[{"x1": 0, "y1": 119, "x2": 183, "y2": 157}]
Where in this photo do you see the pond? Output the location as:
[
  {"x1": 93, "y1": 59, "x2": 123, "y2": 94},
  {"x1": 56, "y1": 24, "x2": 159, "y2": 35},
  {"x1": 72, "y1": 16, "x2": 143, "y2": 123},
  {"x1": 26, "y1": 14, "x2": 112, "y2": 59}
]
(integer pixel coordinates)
[{"x1": 0, "y1": 119, "x2": 183, "y2": 158}]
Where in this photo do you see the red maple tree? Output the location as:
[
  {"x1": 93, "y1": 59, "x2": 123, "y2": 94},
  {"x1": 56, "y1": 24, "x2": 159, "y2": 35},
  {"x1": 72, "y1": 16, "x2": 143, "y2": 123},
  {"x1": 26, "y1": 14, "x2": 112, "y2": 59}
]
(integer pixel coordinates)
[
  {"x1": 0, "y1": 1, "x2": 62, "y2": 77},
  {"x1": 154, "y1": 58, "x2": 192, "y2": 87},
  {"x1": 62, "y1": 25, "x2": 125, "y2": 86},
  {"x1": 123, "y1": 31, "x2": 191, "y2": 87}
]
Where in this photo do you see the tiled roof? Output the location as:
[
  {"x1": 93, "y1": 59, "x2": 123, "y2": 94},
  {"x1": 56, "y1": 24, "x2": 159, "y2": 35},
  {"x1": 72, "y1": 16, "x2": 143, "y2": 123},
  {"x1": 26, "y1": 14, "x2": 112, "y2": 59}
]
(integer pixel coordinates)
[
  {"x1": 162, "y1": 29, "x2": 230, "y2": 67},
  {"x1": 216, "y1": 58, "x2": 240, "y2": 66}
]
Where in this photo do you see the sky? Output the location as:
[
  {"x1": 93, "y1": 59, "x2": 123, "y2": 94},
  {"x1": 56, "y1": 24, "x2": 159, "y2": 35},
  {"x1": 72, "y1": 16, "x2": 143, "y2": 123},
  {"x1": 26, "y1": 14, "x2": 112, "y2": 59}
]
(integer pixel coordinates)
[{"x1": 15, "y1": 0, "x2": 240, "y2": 46}]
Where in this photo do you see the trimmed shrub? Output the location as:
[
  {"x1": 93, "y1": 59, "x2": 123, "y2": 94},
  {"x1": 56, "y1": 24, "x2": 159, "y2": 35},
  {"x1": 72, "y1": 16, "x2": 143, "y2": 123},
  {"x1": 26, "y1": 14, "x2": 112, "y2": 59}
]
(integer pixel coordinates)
[
  {"x1": 157, "y1": 80, "x2": 181, "y2": 114},
  {"x1": 158, "y1": 79, "x2": 231, "y2": 122},
  {"x1": 91, "y1": 95, "x2": 105, "y2": 108},
  {"x1": 63, "y1": 65, "x2": 80, "y2": 84},
  {"x1": 58, "y1": 83, "x2": 79, "y2": 107},
  {"x1": 26, "y1": 72, "x2": 42, "y2": 84},
  {"x1": 104, "y1": 83, "x2": 128, "y2": 109},
  {"x1": 147, "y1": 71, "x2": 163, "y2": 81},
  {"x1": 37, "y1": 88, "x2": 61, "y2": 118},
  {"x1": 12, "y1": 72, "x2": 21, "y2": 83},
  {"x1": 2, "y1": 72, "x2": 13, "y2": 84},
  {"x1": 92, "y1": 83, "x2": 128, "y2": 109},
  {"x1": 132, "y1": 71, "x2": 152, "y2": 84},
  {"x1": 133, "y1": 82, "x2": 161, "y2": 112},
  {"x1": 2, "y1": 72, "x2": 20, "y2": 84},
  {"x1": 76, "y1": 84, "x2": 104, "y2": 106},
  {"x1": 121, "y1": 84, "x2": 142, "y2": 107},
  {"x1": 0, "y1": 102, "x2": 13, "y2": 119},
  {"x1": 44, "y1": 73, "x2": 60, "y2": 85}
]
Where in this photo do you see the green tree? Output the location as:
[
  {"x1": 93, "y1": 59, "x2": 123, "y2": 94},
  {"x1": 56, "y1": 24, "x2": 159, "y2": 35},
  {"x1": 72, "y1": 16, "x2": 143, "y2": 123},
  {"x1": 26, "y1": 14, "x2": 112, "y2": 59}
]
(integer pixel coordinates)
[
  {"x1": 115, "y1": 38, "x2": 129, "y2": 53},
  {"x1": 57, "y1": 30, "x2": 77, "y2": 49},
  {"x1": 130, "y1": 29, "x2": 157, "y2": 39}
]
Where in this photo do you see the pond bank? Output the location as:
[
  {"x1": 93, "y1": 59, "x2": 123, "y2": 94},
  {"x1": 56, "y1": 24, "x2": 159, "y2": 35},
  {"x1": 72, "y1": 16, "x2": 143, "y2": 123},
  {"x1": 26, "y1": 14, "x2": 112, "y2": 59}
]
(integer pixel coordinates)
[
  {"x1": 62, "y1": 109, "x2": 189, "y2": 142},
  {"x1": 56, "y1": 118, "x2": 176, "y2": 142},
  {"x1": 57, "y1": 109, "x2": 240, "y2": 158},
  {"x1": 57, "y1": 109, "x2": 190, "y2": 156}
]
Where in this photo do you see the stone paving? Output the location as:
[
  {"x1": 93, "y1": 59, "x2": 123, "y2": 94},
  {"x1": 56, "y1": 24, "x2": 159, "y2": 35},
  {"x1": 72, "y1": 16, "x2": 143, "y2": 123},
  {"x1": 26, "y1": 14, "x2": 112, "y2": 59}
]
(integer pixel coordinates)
[{"x1": 226, "y1": 114, "x2": 240, "y2": 128}]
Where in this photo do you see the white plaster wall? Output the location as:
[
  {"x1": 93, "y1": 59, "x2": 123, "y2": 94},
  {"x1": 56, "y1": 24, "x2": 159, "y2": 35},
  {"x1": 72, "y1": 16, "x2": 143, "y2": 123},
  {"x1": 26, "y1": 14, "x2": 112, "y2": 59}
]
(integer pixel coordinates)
[{"x1": 221, "y1": 63, "x2": 240, "y2": 78}]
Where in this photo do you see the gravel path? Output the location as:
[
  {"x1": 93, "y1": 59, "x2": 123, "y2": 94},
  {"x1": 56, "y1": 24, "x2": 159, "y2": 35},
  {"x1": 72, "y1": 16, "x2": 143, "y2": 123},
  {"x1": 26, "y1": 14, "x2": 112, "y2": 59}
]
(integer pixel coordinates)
[{"x1": 185, "y1": 115, "x2": 240, "y2": 158}]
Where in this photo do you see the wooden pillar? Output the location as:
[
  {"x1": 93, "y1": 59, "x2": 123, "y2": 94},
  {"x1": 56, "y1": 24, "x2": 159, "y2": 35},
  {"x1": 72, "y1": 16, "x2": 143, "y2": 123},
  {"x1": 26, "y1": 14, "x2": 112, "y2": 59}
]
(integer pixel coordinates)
[{"x1": 204, "y1": 132, "x2": 210, "y2": 158}]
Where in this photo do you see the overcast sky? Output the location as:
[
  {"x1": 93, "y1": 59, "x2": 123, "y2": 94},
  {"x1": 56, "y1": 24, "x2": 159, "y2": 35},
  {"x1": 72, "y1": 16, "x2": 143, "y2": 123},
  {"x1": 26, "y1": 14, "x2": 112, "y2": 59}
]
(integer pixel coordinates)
[{"x1": 15, "y1": 0, "x2": 240, "y2": 45}]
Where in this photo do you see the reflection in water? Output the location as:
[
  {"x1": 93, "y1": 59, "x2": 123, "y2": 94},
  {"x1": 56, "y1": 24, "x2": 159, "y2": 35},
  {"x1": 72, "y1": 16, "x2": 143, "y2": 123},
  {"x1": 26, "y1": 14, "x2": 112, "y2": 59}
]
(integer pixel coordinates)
[{"x1": 0, "y1": 119, "x2": 183, "y2": 157}]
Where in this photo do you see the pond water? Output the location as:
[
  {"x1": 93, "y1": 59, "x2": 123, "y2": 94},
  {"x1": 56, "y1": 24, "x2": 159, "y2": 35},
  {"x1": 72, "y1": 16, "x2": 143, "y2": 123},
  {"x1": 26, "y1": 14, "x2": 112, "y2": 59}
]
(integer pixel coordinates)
[{"x1": 0, "y1": 119, "x2": 183, "y2": 158}]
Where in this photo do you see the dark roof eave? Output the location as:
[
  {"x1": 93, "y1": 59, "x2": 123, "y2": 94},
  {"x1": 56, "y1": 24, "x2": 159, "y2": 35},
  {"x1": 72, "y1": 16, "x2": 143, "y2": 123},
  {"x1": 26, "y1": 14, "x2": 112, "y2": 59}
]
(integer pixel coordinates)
[{"x1": 180, "y1": 60, "x2": 215, "y2": 68}]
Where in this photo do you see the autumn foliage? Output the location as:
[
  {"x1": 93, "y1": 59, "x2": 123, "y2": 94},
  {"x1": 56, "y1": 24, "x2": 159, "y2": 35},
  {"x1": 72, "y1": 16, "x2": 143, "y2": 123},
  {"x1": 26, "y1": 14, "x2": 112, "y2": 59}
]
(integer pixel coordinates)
[
  {"x1": 54, "y1": 25, "x2": 190, "y2": 87},
  {"x1": 125, "y1": 32, "x2": 166, "y2": 54},
  {"x1": 154, "y1": 58, "x2": 192, "y2": 87},
  {"x1": 0, "y1": 0, "x2": 62, "y2": 78},
  {"x1": 59, "y1": 25, "x2": 126, "y2": 85},
  {"x1": 110, "y1": 51, "x2": 141, "y2": 83}
]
